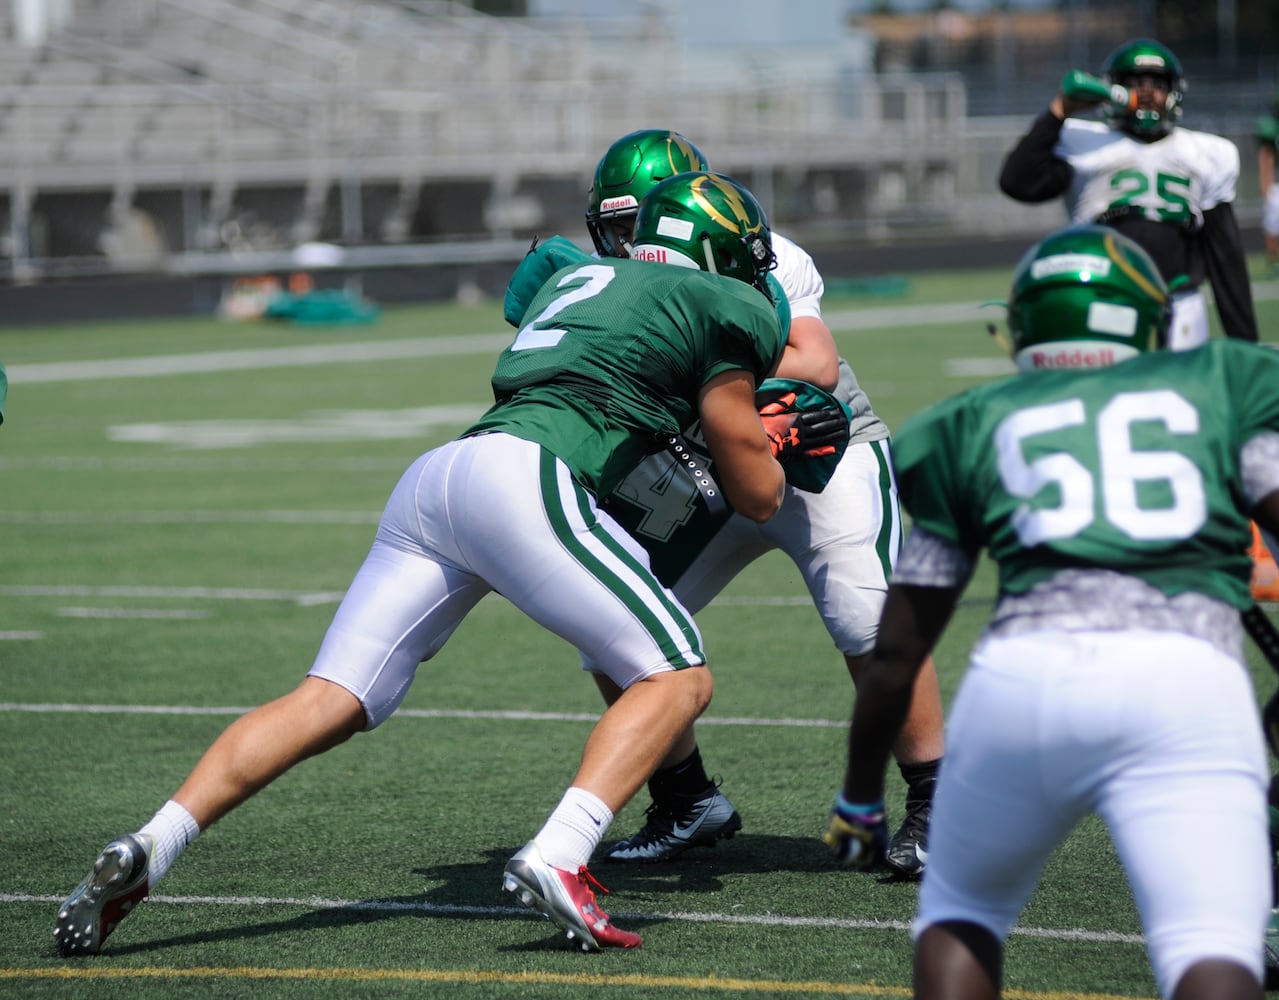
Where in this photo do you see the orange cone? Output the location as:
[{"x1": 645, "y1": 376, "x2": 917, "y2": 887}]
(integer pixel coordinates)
[{"x1": 1252, "y1": 522, "x2": 1279, "y2": 603}]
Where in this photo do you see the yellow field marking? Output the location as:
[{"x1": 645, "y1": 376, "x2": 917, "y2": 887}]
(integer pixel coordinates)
[{"x1": 0, "y1": 965, "x2": 1148, "y2": 998}]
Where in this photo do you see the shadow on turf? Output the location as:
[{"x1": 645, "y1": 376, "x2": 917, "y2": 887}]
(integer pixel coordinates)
[
  {"x1": 413, "y1": 834, "x2": 909, "y2": 906},
  {"x1": 58, "y1": 835, "x2": 907, "y2": 958}
]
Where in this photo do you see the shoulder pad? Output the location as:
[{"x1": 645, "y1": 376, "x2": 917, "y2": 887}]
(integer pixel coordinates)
[{"x1": 503, "y1": 236, "x2": 596, "y2": 326}]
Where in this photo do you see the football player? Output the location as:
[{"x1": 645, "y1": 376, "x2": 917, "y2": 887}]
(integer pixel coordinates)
[
  {"x1": 825, "y1": 224, "x2": 1279, "y2": 1000},
  {"x1": 55, "y1": 172, "x2": 795, "y2": 955},
  {"x1": 506, "y1": 128, "x2": 947, "y2": 877},
  {"x1": 999, "y1": 38, "x2": 1258, "y2": 351},
  {"x1": 1258, "y1": 93, "x2": 1279, "y2": 277}
]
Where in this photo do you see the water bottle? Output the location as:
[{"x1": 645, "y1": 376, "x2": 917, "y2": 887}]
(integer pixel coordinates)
[{"x1": 1061, "y1": 69, "x2": 1136, "y2": 110}]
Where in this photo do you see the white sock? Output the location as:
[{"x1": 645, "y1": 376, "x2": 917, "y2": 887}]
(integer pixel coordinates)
[
  {"x1": 532, "y1": 787, "x2": 613, "y2": 870},
  {"x1": 138, "y1": 799, "x2": 201, "y2": 883}
]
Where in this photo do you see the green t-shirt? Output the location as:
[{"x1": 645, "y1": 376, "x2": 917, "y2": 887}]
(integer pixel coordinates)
[
  {"x1": 466, "y1": 256, "x2": 784, "y2": 499},
  {"x1": 893, "y1": 339, "x2": 1279, "y2": 608}
]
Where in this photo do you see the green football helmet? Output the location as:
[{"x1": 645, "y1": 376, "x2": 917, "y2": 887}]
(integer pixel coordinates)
[
  {"x1": 1102, "y1": 38, "x2": 1184, "y2": 138},
  {"x1": 586, "y1": 129, "x2": 710, "y2": 258},
  {"x1": 1006, "y1": 224, "x2": 1170, "y2": 371},
  {"x1": 629, "y1": 171, "x2": 776, "y2": 294}
]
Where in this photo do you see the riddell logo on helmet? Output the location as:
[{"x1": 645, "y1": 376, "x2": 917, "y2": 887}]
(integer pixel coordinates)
[
  {"x1": 600, "y1": 196, "x2": 638, "y2": 212},
  {"x1": 631, "y1": 246, "x2": 668, "y2": 263},
  {"x1": 1029, "y1": 346, "x2": 1116, "y2": 368}
]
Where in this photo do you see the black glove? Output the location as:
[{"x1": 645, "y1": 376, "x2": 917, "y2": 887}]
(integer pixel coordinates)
[{"x1": 759, "y1": 391, "x2": 849, "y2": 462}]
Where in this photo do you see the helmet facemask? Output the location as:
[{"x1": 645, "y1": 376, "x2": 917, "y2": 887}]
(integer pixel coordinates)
[
  {"x1": 587, "y1": 200, "x2": 639, "y2": 259},
  {"x1": 1102, "y1": 39, "x2": 1185, "y2": 140}
]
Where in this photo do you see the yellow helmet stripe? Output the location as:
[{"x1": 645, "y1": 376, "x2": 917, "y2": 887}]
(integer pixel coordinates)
[
  {"x1": 1104, "y1": 230, "x2": 1167, "y2": 303},
  {"x1": 689, "y1": 175, "x2": 762, "y2": 235},
  {"x1": 665, "y1": 134, "x2": 699, "y2": 172}
]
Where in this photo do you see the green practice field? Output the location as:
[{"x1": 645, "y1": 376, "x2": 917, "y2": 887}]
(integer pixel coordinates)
[{"x1": 2, "y1": 260, "x2": 1277, "y2": 999}]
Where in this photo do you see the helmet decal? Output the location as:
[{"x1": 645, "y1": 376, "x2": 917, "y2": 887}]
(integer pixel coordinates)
[
  {"x1": 666, "y1": 134, "x2": 702, "y2": 174},
  {"x1": 1029, "y1": 253, "x2": 1111, "y2": 280},
  {"x1": 630, "y1": 171, "x2": 775, "y2": 293},
  {"x1": 1086, "y1": 300, "x2": 1139, "y2": 337},
  {"x1": 1102, "y1": 230, "x2": 1166, "y2": 302},
  {"x1": 655, "y1": 215, "x2": 695, "y2": 241},
  {"x1": 689, "y1": 174, "x2": 765, "y2": 237}
]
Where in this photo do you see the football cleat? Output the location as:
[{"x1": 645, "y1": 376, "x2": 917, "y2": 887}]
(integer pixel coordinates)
[
  {"x1": 53, "y1": 834, "x2": 154, "y2": 956},
  {"x1": 884, "y1": 800, "x2": 931, "y2": 879},
  {"x1": 502, "y1": 842, "x2": 641, "y2": 951},
  {"x1": 604, "y1": 787, "x2": 742, "y2": 863}
]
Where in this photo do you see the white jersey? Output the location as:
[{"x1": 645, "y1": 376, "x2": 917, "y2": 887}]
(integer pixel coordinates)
[
  {"x1": 772, "y1": 232, "x2": 887, "y2": 445},
  {"x1": 1054, "y1": 119, "x2": 1239, "y2": 228},
  {"x1": 771, "y1": 232, "x2": 824, "y2": 322},
  {"x1": 588, "y1": 231, "x2": 901, "y2": 657}
]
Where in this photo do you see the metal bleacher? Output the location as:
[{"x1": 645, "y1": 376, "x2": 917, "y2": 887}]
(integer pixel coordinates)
[{"x1": 0, "y1": 0, "x2": 979, "y2": 281}]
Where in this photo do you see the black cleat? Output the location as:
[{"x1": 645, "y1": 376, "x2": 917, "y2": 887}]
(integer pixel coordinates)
[
  {"x1": 884, "y1": 800, "x2": 930, "y2": 879},
  {"x1": 605, "y1": 787, "x2": 742, "y2": 863}
]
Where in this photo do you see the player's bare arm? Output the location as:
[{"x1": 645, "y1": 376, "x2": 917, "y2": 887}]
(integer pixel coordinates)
[
  {"x1": 775, "y1": 314, "x2": 839, "y2": 391},
  {"x1": 697, "y1": 369, "x2": 785, "y2": 524}
]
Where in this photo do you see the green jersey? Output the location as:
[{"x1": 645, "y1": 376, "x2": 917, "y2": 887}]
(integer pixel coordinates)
[
  {"x1": 894, "y1": 339, "x2": 1279, "y2": 609},
  {"x1": 466, "y1": 256, "x2": 784, "y2": 499}
]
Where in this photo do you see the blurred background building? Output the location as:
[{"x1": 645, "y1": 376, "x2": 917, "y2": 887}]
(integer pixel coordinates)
[{"x1": 0, "y1": 0, "x2": 1274, "y2": 318}]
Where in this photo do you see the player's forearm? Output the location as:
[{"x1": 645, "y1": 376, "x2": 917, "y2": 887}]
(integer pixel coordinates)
[
  {"x1": 775, "y1": 315, "x2": 839, "y2": 391},
  {"x1": 698, "y1": 372, "x2": 786, "y2": 523},
  {"x1": 1203, "y1": 204, "x2": 1259, "y2": 341}
]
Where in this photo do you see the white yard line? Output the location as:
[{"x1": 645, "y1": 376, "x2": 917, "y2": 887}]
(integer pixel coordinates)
[
  {"x1": 5, "y1": 333, "x2": 514, "y2": 384},
  {"x1": 9, "y1": 285, "x2": 1278, "y2": 386},
  {"x1": 0, "y1": 891, "x2": 1145, "y2": 945}
]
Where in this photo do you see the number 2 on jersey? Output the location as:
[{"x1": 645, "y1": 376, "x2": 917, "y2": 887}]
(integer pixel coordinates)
[
  {"x1": 512, "y1": 264, "x2": 614, "y2": 351},
  {"x1": 995, "y1": 388, "x2": 1207, "y2": 545}
]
